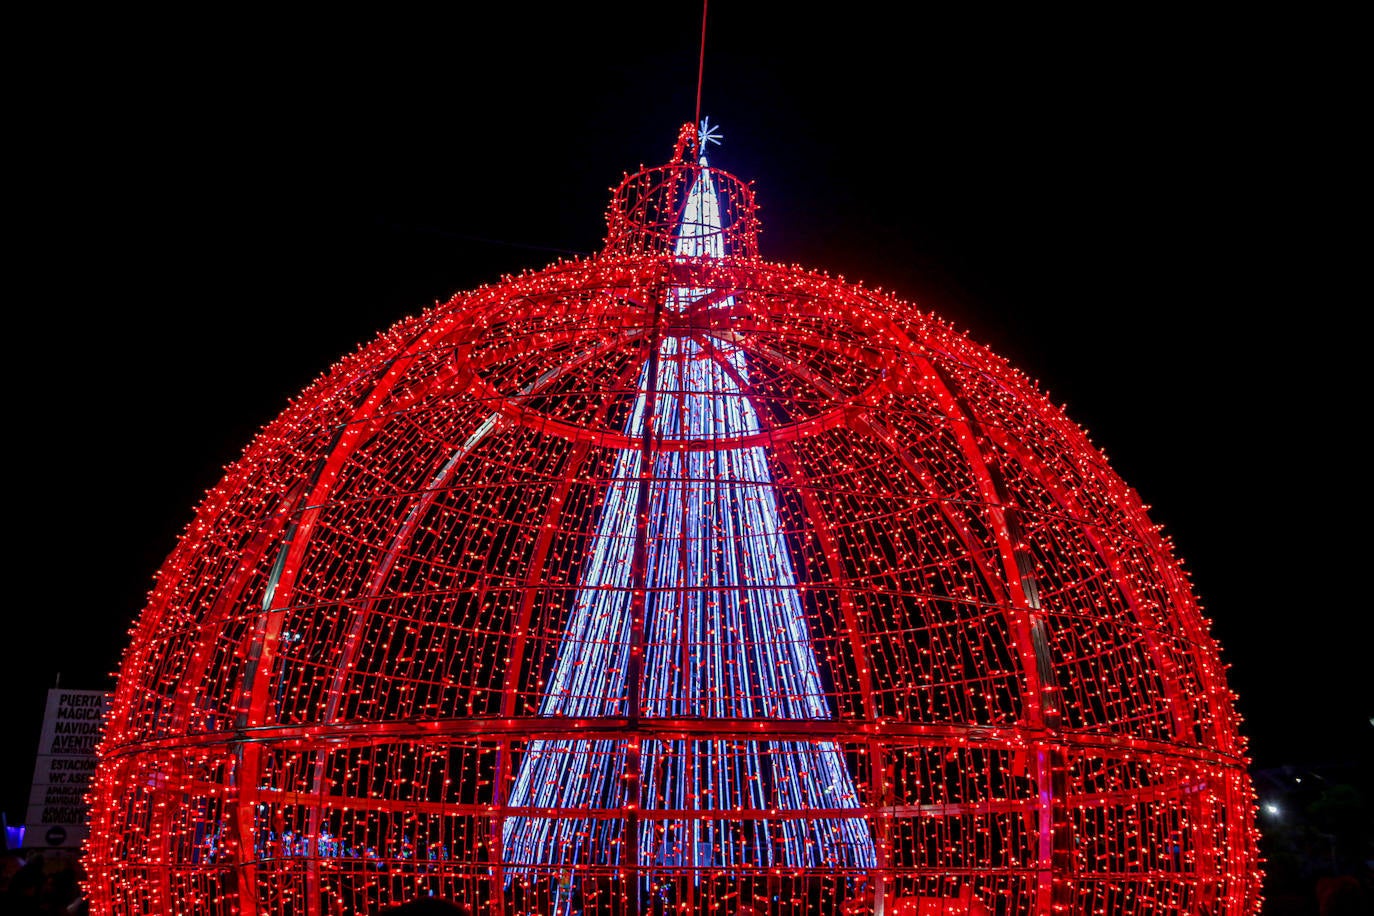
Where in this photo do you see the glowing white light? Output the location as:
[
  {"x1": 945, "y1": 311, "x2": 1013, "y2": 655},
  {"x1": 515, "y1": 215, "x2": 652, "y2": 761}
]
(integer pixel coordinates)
[{"x1": 504, "y1": 154, "x2": 875, "y2": 888}]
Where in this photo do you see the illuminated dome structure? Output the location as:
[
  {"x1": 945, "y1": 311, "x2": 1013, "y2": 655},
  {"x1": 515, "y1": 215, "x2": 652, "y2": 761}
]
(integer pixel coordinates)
[{"x1": 86, "y1": 124, "x2": 1260, "y2": 915}]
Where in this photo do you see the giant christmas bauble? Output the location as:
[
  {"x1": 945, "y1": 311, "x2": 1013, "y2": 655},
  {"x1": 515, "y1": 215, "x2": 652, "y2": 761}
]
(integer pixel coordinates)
[{"x1": 86, "y1": 125, "x2": 1260, "y2": 915}]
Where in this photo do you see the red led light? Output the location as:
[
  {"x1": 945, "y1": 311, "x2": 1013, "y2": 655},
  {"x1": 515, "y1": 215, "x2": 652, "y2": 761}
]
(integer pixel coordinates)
[{"x1": 84, "y1": 124, "x2": 1260, "y2": 914}]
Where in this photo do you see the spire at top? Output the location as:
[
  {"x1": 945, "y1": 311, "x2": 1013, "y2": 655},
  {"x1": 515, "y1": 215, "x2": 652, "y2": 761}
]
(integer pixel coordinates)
[
  {"x1": 603, "y1": 121, "x2": 759, "y2": 259},
  {"x1": 675, "y1": 122, "x2": 726, "y2": 261}
]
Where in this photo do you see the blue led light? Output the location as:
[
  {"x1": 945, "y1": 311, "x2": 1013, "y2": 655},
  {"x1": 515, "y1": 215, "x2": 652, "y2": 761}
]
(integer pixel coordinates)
[{"x1": 504, "y1": 159, "x2": 875, "y2": 893}]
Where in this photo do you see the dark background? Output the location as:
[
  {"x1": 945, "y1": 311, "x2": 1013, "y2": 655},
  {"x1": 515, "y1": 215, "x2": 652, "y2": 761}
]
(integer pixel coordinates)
[{"x1": 6, "y1": 5, "x2": 1364, "y2": 834}]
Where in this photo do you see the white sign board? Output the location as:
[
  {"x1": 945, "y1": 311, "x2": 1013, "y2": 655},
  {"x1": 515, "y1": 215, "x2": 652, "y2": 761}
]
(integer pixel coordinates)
[{"x1": 25, "y1": 688, "x2": 111, "y2": 849}]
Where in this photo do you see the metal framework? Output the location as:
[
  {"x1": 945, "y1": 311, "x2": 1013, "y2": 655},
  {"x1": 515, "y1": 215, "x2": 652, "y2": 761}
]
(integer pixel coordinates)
[{"x1": 85, "y1": 124, "x2": 1261, "y2": 915}]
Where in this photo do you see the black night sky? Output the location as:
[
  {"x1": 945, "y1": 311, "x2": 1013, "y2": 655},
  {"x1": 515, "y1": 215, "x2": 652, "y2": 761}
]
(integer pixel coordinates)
[{"x1": 5, "y1": 7, "x2": 1364, "y2": 827}]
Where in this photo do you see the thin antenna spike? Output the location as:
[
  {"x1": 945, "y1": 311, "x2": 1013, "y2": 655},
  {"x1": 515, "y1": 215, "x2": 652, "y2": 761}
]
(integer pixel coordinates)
[{"x1": 694, "y1": 0, "x2": 709, "y2": 154}]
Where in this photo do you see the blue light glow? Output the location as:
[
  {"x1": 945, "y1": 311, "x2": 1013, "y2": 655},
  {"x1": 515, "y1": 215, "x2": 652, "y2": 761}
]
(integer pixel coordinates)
[{"x1": 503, "y1": 156, "x2": 876, "y2": 890}]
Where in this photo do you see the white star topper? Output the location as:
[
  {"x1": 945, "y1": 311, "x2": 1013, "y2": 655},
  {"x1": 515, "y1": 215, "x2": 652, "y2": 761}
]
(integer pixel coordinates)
[{"x1": 698, "y1": 117, "x2": 723, "y2": 151}]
